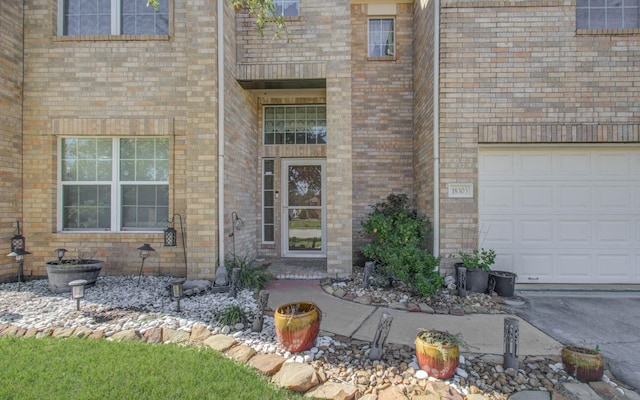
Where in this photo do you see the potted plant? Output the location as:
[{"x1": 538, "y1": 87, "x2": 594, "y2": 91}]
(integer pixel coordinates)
[
  {"x1": 274, "y1": 301, "x2": 321, "y2": 352},
  {"x1": 489, "y1": 270, "x2": 518, "y2": 297},
  {"x1": 453, "y1": 248, "x2": 496, "y2": 294},
  {"x1": 561, "y1": 345, "x2": 604, "y2": 382},
  {"x1": 45, "y1": 248, "x2": 104, "y2": 294},
  {"x1": 414, "y1": 330, "x2": 466, "y2": 379}
]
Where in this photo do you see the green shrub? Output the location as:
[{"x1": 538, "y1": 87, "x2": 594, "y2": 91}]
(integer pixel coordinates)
[
  {"x1": 225, "y1": 253, "x2": 273, "y2": 290},
  {"x1": 456, "y1": 248, "x2": 496, "y2": 271},
  {"x1": 215, "y1": 304, "x2": 250, "y2": 326},
  {"x1": 361, "y1": 193, "x2": 443, "y2": 296}
]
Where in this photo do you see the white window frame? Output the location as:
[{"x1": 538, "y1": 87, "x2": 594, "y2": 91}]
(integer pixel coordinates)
[
  {"x1": 273, "y1": 0, "x2": 299, "y2": 17},
  {"x1": 262, "y1": 105, "x2": 327, "y2": 145},
  {"x1": 57, "y1": 137, "x2": 169, "y2": 232},
  {"x1": 576, "y1": 0, "x2": 640, "y2": 30},
  {"x1": 262, "y1": 159, "x2": 276, "y2": 244},
  {"x1": 368, "y1": 17, "x2": 396, "y2": 58},
  {"x1": 57, "y1": 0, "x2": 170, "y2": 36}
]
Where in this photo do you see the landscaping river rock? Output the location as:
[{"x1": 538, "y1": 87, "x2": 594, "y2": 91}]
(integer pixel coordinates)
[{"x1": 0, "y1": 276, "x2": 635, "y2": 400}]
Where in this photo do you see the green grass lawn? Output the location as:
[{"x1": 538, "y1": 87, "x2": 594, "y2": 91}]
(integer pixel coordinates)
[{"x1": 0, "y1": 336, "x2": 302, "y2": 400}]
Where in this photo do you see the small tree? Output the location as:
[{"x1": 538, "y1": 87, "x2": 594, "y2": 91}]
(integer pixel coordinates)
[
  {"x1": 361, "y1": 194, "x2": 443, "y2": 296},
  {"x1": 147, "y1": 0, "x2": 287, "y2": 38}
]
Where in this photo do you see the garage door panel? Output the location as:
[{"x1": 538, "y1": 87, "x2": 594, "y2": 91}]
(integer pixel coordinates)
[
  {"x1": 520, "y1": 153, "x2": 553, "y2": 176},
  {"x1": 595, "y1": 152, "x2": 631, "y2": 176},
  {"x1": 480, "y1": 153, "x2": 516, "y2": 178},
  {"x1": 596, "y1": 255, "x2": 631, "y2": 279},
  {"x1": 520, "y1": 185, "x2": 553, "y2": 208},
  {"x1": 595, "y1": 220, "x2": 631, "y2": 244},
  {"x1": 479, "y1": 147, "x2": 640, "y2": 284},
  {"x1": 554, "y1": 153, "x2": 592, "y2": 177},
  {"x1": 519, "y1": 253, "x2": 554, "y2": 281},
  {"x1": 480, "y1": 185, "x2": 514, "y2": 209},
  {"x1": 493, "y1": 253, "x2": 515, "y2": 273},
  {"x1": 557, "y1": 220, "x2": 592, "y2": 244},
  {"x1": 519, "y1": 220, "x2": 554, "y2": 244},
  {"x1": 558, "y1": 185, "x2": 591, "y2": 209},
  {"x1": 595, "y1": 185, "x2": 631, "y2": 210},
  {"x1": 481, "y1": 219, "x2": 514, "y2": 245},
  {"x1": 556, "y1": 254, "x2": 593, "y2": 279}
]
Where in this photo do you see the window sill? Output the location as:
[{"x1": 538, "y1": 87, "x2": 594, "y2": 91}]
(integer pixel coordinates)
[
  {"x1": 367, "y1": 55, "x2": 397, "y2": 62},
  {"x1": 53, "y1": 35, "x2": 171, "y2": 42},
  {"x1": 577, "y1": 28, "x2": 640, "y2": 35}
]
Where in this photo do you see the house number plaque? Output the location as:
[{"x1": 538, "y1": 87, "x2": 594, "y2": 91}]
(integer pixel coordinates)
[{"x1": 447, "y1": 183, "x2": 473, "y2": 198}]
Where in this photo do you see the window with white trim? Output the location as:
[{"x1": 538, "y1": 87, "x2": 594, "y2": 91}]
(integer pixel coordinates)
[
  {"x1": 576, "y1": 0, "x2": 639, "y2": 29},
  {"x1": 60, "y1": 137, "x2": 169, "y2": 231},
  {"x1": 59, "y1": 0, "x2": 169, "y2": 36},
  {"x1": 273, "y1": 0, "x2": 298, "y2": 16},
  {"x1": 368, "y1": 18, "x2": 395, "y2": 57},
  {"x1": 263, "y1": 105, "x2": 327, "y2": 145},
  {"x1": 262, "y1": 159, "x2": 275, "y2": 243}
]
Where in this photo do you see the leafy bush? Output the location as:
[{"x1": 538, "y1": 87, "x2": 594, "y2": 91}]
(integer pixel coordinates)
[
  {"x1": 456, "y1": 248, "x2": 496, "y2": 271},
  {"x1": 361, "y1": 193, "x2": 443, "y2": 296},
  {"x1": 225, "y1": 253, "x2": 273, "y2": 290}
]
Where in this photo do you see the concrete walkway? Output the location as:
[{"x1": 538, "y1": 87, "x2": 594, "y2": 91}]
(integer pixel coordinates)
[{"x1": 266, "y1": 279, "x2": 563, "y2": 357}]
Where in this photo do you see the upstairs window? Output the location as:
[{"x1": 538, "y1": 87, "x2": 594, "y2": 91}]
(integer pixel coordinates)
[
  {"x1": 368, "y1": 18, "x2": 395, "y2": 58},
  {"x1": 273, "y1": 0, "x2": 298, "y2": 17},
  {"x1": 59, "y1": 137, "x2": 169, "y2": 231},
  {"x1": 59, "y1": 0, "x2": 169, "y2": 36},
  {"x1": 576, "y1": 0, "x2": 639, "y2": 29}
]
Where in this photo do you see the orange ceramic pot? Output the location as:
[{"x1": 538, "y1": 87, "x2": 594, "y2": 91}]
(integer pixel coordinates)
[
  {"x1": 415, "y1": 331, "x2": 460, "y2": 379},
  {"x1": 561, "y1": 346, "x2": 604, "y2": 382},
  {"x1": 274, "y1": 301, "x2": 321, "y2": 353}
]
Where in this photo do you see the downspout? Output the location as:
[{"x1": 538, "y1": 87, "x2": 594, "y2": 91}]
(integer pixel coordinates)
[
  {"x1": 432, "y1": 0, "x2": 441, "y2": 258},
  {"x1": 215, "y1": 0, "x2": 228, "y2": 285}
]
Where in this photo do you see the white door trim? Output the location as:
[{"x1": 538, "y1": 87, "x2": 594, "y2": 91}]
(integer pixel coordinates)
[{"x1": 281, "y1": 159, "x2": 327, "y2": 258}]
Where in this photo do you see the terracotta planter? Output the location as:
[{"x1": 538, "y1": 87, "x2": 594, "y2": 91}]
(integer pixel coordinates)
[
  {"x1": 561, "y1": 346, "x2": 604, "y2": 382},
  {"x1": 274, "y1": 301, "x2": 321, "y2": 352},
  {"x1": 415, "y1": 331, "x2": 460, "y2": 379},
  {"x1": 46, "y1": 260, "x2": 104, "y2": 294}
]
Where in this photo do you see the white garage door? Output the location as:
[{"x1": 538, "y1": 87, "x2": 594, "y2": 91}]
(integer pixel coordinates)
[{"x1": 479, "y1": 147, "x2": 640, "y2": 284}]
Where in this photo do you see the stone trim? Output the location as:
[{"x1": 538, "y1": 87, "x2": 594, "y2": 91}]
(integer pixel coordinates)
[
  {"x1": 52, "y1": 35, "x2": 171, "y2": 42},
  {"x1": 478, "y1": 124, "x2": 640, "y2": 144},
  {"x1": 236, "y1": 62, "x2": 326, "y2": 81},
  {"x1": 442, "y1": 0, "x2": 567, "y2": 7},
  {"x1": 577, "y1": 29, "x2": 640, "y2": 36},
  {"x1": 51, "y1": 118, "x2": 174, "y2": 137}
]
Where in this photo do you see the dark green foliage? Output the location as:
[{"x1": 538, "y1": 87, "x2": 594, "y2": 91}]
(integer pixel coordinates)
[
  {"x1": 226, "y1": 253, "x2": 274, "y2": 290},
  {"x1": 456, "y1": 248, "x2": 496, "y2": 271},
  {"x1": 215, "y1": 304, "x2": 250, "y2": 326},
  {"x1": 361, "y1": 193, "x2": 443, "y2": 296}
]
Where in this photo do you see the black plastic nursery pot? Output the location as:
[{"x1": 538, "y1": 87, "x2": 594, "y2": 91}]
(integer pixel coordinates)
[
  {"x1": 455, "y1": 263, "x2": 489, "y2": 294},
  {"x1": 489, "y1": 271, "x2": 518, "y2": 297}
]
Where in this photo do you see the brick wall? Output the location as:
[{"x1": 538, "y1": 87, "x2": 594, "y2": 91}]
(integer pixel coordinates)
[
  {"x1": 0, "y1": 0, "x2": 24, "y2": 282},
  {"x1": 412, "y1": 0, "x2": 437, "y2": 254},
  {"x1": 21, "y1": 0, "x2": 218, "y2": 278},
  {"x1": 351, "y1": 3, "x2": 415, "y2": 265},
  {"x1": 438, "y1": 0, "x2": 640, "y2": 264}
]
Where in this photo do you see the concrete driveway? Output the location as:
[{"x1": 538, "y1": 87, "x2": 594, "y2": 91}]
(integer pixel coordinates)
[{"x1": 513, "y1": 290, "x2": 640, "y2": 391}]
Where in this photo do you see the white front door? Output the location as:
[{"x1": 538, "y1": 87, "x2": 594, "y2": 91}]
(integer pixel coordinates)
[{"x1": 282, "y1": 159, "x2": 326, "y2": 257}]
